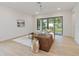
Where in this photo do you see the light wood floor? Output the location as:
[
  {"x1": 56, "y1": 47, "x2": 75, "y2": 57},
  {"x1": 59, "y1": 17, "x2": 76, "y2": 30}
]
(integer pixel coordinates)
[
  {"x1": 0, "y1": 37, "x2": 79, "y2": 56},
  {"x1": 0, "y1": 40, "x2": 32, "y2": 56}
]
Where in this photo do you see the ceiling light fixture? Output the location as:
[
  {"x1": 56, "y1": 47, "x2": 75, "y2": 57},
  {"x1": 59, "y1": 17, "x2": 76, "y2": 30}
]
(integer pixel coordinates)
[
  {"x1": 57, "y1": 8, "x2": 61, "y2": 10},
  {"x1": 35, "y1": 2, "x2": 42, "y2": 15},
  {"x1": 35, "y1": 11, "x2": 39, "y2": 14},
  {"x1": 37, "y1": 2, "x2": 42, "y2": 11}
]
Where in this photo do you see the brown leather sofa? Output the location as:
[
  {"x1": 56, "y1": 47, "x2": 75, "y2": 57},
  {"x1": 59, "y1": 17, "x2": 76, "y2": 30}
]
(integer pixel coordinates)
[{"x1": 34, "y1": 34, "x2": 54, "y2": 52}]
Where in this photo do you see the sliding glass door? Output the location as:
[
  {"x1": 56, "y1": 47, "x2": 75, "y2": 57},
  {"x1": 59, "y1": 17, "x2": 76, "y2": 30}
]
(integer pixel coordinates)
[{"x1": 37, "y1": 16, "x2": 63, "y2": 36}]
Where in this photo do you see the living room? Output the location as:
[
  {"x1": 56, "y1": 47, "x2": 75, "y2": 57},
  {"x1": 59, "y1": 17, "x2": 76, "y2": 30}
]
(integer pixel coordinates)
[{"x1": 0, "y1": 2, "x2": 79, "y2": 56}]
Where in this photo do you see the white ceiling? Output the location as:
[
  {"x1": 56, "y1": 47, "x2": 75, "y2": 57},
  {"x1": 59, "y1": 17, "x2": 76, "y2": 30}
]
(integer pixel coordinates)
[{"x1": 0, "y1": 2, "x2": 77, "y2": 15}]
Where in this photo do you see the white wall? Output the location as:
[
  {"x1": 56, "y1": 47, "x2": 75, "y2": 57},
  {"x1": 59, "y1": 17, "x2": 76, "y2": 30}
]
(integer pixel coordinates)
[
  {"x1": 35, "y1": 11, "x2": 73, "y2": 37},
  {"x1": 72, "y1": 3, "x2": 79, "y2": 44},
  {"x1": 0, "y1": 6, "x2": 35, "y2": 41}
]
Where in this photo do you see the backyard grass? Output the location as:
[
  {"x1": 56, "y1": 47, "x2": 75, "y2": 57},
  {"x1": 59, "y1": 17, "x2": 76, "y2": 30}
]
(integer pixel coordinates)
[{"x1": 55, "y1": 28, "x2": 62, "y2": 32}]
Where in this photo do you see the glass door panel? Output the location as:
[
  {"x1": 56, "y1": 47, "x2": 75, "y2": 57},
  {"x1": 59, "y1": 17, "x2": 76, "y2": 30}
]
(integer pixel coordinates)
[
  {"x1": 54, "y1": 17, "x2": 63, "y2": 35},
  {"x1": 48, "y1": 18, "x2": 55, "y2": 33},
  {"x1": 42, "y1": 18, "x2": 48, "y2": 31},
  {"x1": 37, "y1": 19, "x2": 40, "y2": 30}
]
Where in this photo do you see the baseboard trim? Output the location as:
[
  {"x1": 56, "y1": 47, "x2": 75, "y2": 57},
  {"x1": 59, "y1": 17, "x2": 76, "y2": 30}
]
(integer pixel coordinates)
[
  {"x1": 0, "y1": 34, "x2": 29, "y2": 42},
  {"x1": 64, "y1": 36, "x2": 74, "y2": 39}
]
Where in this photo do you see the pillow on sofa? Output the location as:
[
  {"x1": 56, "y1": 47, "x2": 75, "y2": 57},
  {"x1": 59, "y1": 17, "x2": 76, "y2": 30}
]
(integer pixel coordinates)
[{"x1": 48, "y1": 32, "x2": 54, "y2": 39}]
